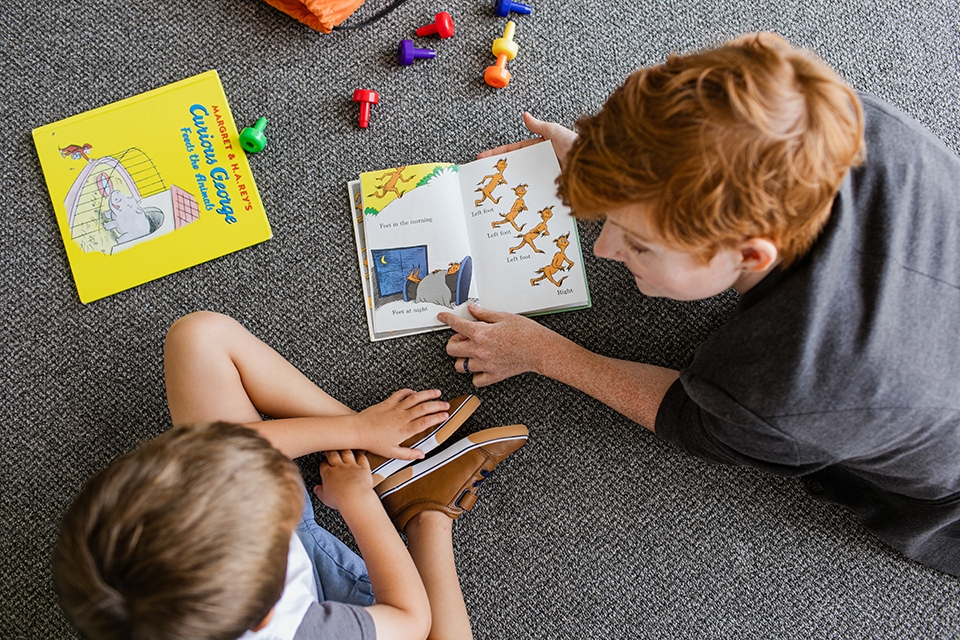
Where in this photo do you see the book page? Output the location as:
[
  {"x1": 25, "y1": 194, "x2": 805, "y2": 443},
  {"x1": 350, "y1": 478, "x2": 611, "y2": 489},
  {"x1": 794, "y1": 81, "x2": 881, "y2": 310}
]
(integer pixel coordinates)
[
  {"x1": 458, "y1": 143, "x2": 589, "y2": 314},
  {"x1": 359, "y1": 164, "x2": 476, "y2": 334},
  {"x1": 348, "y1": 180, "x2": 377, "y2": 340},
  {"x1": 348, "y1": 181, "x2": 434, "y2": 341}
]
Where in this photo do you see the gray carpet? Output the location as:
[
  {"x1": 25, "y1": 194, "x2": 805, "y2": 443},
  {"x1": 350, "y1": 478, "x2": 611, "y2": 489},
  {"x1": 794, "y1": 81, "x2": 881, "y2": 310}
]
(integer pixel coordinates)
[{"x1": 2, "y1": 0, "x2": 959, "y2": 638}]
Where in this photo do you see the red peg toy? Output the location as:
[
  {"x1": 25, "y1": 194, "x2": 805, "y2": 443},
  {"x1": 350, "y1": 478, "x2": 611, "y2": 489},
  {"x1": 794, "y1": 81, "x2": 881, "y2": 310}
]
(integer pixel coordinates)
[
  {"x1": 416, "y1": 11, "x2": 455, "y2": 38},
  {"x1": 352, "y1": 89, "x2": 379, "y2": 128}
]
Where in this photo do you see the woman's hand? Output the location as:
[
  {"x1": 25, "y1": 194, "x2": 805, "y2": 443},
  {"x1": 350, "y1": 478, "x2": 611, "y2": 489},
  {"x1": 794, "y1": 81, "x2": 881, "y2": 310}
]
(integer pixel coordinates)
[
  {"x1": 437, "y1": 303, "x2": 557, "y2": 386},
  {"x1": 477, "y1": 112, "x2": 578, "y2": 169}
]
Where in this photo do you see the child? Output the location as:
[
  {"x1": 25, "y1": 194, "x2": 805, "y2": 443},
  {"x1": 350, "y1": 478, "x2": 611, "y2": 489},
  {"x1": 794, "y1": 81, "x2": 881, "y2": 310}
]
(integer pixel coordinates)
[
  {"x1": 53, "y1": 311, "x2": 528, "y2": 639},
  {"x1": 439, "y1": 33, "x2": 960, "y2": 576}
]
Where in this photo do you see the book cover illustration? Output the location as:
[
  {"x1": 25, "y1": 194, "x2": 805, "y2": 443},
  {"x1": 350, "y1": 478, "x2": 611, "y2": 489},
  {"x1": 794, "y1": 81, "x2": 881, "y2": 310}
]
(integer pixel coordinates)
[
  {"x1": 352, "y1": 143, "x2": 590, "y2": 341},
  {"x1": 33, "y1": 70, "x2": 271, "y2": 303}
]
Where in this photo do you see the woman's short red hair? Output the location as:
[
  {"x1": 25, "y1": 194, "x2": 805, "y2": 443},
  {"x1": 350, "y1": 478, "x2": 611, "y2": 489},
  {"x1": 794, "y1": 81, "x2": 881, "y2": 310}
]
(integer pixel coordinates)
[{"x1": 560, "y1": 32, "x2": 865, "y2": 267}]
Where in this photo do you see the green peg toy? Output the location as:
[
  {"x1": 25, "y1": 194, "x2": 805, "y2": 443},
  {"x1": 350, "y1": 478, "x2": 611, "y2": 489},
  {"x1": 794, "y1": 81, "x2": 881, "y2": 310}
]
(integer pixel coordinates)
[{"x1": 239, "y1": 117, "x2": 268, "y2": 153}]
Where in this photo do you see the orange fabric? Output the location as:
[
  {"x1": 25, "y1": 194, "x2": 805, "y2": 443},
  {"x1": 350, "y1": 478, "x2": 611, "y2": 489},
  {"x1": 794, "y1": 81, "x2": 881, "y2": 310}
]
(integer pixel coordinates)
[{"x1": 263, "y1": 0, "x2": 367, "y2": 33}]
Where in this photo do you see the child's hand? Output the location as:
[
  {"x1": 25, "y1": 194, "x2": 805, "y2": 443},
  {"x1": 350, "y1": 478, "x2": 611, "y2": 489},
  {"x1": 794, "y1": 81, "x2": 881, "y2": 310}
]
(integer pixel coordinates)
[
  {"x1": 315, "y1": 450, "x2": 375, "y2": 512},
  {"x1": 477, "y1": 112, "x2": 579, "y2": 168},
  {"x1": 355, "y1": 389, "x2": 450, "y2": 460}
]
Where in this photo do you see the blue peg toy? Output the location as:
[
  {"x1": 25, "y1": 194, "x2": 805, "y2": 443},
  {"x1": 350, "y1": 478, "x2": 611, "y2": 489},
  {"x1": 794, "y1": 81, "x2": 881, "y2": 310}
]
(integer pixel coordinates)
[
  {"x1": 398, "y1": 39, "x2": 437, "y2": 66},
  {"x1": 495, "y1": 0, "x2": 532, "y2": 17}
]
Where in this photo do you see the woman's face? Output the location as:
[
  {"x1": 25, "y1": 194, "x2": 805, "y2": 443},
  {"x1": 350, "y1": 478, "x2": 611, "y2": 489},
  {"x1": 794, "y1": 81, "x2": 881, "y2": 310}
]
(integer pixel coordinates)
[{"x1": 593, "y1": 202, "x2": 747, "y2": 301}]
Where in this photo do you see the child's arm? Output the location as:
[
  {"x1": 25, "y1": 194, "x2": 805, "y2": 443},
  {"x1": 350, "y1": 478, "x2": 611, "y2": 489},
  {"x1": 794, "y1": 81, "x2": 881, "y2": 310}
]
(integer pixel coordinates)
[
  {"x1": 316, "y1": 451, "x2": 431, "y2": 640},
  {"x1": 164, "y1": 312, "x2": 450, "y2": 460},
  {"x1": 247, "y1": 389, "x2": 450, "y2": 460}
]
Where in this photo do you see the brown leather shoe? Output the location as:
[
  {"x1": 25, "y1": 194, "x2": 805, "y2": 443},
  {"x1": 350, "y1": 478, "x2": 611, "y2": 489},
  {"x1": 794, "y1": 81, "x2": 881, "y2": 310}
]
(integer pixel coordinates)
[
  {"x1": 367, "y1": 394, "x2": 480, "y2": 487},
  {"x1": 376, "y1": 424, "x2": 528, "y2": 532}
]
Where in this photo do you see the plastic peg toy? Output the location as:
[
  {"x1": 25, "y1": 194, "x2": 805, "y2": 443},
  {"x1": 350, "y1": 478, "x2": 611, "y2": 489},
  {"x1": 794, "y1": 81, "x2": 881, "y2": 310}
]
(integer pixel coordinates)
[
  {"x1": 416, "y1": 11, "x2": 455, "y2": 38},
  {"x1": 398, "y1": 39, "x2": 437, "y2": 66},
  {"x1": 239, "y1": 117, "x2": 268, "y2": 153},
  {"x1": 352, "y1": 89, "x2": 380, "y2": 128},
  {"x1": 484, "y1": 21, "x2": 518, "y2": 88},
  {"x1": 491, "y1": 20, "x2": 519, "y2": 59},
  {"x1": 494, "y1": 0, "x2": 532, "y2": 17}
]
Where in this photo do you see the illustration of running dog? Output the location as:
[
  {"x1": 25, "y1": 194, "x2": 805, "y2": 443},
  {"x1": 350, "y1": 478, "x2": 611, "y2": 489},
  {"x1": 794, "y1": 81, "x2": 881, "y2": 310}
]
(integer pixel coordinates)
[
  {"x1": 474, "y1": 158, "x2": 508, "y2": 207},
  {"x1": 491, "y1": 183, "x2": 528, "y2": 232},
  {"x1": 370, "y1": 166, "x2": 415, "y2": 200},
  {"x1": 531, "y1": 232, "x2": 574, "y2": 287},
  {"x1": 509, "y1": 206, "x2": 553, "y2": 254}
]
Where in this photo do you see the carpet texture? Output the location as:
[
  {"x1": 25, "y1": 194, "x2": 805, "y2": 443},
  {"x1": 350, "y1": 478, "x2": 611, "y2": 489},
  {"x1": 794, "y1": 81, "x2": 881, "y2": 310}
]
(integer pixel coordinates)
[{"x1": 2, "y1": 0, "x2": 959, "y2": 637}]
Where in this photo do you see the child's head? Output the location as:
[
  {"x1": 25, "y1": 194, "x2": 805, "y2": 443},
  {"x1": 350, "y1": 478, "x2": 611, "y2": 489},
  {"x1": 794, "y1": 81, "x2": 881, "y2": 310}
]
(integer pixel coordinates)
[
  {"x1": 560, "y1": 32, "x2": 865, "y2": 270},
  {"x1": 53, "y1": 422, "x2": 304, "y2": 640}
]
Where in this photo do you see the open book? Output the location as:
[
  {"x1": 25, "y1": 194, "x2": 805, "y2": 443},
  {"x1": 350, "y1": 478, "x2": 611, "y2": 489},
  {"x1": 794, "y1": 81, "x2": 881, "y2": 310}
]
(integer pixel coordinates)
[{"x1": 348, "y1": 143, "x2": 590, "y2": 341}]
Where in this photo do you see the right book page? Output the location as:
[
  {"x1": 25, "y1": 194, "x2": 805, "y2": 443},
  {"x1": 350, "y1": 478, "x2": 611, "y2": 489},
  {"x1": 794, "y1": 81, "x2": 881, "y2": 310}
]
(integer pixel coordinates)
[{"x1": 458, "y1": 143, "x2": 591, "y2": 315}]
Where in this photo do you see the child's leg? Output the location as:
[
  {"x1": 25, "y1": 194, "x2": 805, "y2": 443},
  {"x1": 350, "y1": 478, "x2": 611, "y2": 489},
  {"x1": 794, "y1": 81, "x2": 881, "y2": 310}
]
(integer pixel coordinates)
[
  {"x1": 164, "y1": 311, "x2": 354, "y2": 426},
  {"x1": 405, "y1": 513, "x2": 472, "y2": 640},
  {"x1": 376, "y1": 426, "x2": 528, "y2": 639}
]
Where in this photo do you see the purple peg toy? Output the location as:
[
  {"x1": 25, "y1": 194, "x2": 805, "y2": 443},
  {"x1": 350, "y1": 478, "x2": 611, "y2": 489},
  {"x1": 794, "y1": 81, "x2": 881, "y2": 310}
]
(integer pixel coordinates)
[
  {"x1": 398, "y1": 39, "x2": 437, "y2": 66},
  {"x1": 495, "y1": 0, "x2": 532, "y2": 17}
]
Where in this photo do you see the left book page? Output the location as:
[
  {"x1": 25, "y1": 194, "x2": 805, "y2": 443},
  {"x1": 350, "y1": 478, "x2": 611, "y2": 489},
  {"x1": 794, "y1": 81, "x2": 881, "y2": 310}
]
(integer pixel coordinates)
[
  {"x1": 32, "y1": 70, "x2": 271, "y2": 303},
  {"x1": 358, "y1": 164, "x2": 476, "y2": 337},
  {"x1": 348, "y1": 180, "x2": 435, "y2": 342}
]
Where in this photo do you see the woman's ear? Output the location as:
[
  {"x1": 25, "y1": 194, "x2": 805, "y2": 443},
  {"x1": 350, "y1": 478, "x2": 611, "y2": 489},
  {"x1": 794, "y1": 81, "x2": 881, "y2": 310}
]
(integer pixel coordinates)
[{"x1": 739, "y1": 238, "x2": 780, "y2": 272}]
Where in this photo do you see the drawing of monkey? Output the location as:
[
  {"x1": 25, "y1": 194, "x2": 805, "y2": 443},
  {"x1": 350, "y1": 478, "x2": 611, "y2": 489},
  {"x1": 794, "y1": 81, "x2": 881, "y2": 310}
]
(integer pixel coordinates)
[{"x1": 59, "y1": 143, "x2": 93, "y2": 161}]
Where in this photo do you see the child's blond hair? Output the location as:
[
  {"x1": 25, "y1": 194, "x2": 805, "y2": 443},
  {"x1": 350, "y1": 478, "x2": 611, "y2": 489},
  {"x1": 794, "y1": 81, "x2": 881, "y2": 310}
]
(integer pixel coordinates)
[
  {"x1": 561, "y1": 32, "x2": 865, "y2": 267},
  {"x1": 53, "y1": 422, "x2": 304, "y2": 640}
]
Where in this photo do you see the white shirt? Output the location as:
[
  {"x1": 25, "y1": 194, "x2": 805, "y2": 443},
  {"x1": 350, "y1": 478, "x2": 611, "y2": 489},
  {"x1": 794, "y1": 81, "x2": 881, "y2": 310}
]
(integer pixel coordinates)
[{"x1": 239, "y1": 534, "x2": 319, "y2": 640}]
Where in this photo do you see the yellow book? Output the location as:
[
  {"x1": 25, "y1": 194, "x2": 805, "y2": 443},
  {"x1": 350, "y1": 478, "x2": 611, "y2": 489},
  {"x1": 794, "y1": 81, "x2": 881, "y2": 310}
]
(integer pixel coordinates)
[{"x1": 32, "y1": 70, "x2": 271, "y2": 303}]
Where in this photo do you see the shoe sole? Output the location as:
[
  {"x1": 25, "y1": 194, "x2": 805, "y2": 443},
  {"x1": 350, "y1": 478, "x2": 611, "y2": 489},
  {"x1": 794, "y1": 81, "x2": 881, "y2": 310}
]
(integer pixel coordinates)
[
  {"x1": 371, "y1": 394, "x2": 481, "y2": 486},
  {"x1": 376, "y1": 424, "x2": 529, "y2": 499}
]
